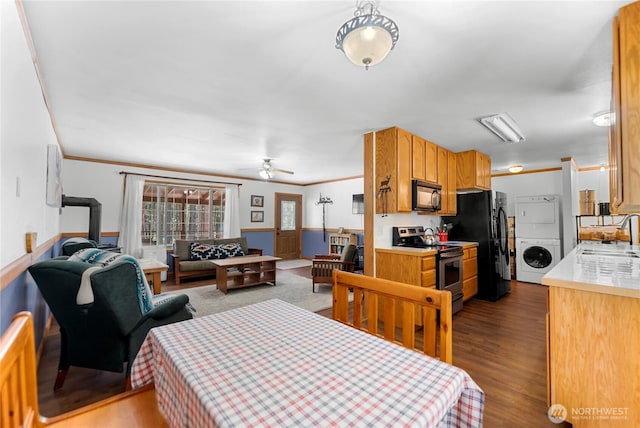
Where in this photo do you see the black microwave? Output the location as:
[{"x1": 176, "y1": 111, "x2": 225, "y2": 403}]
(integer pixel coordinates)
[{"x1": 412, "y1": 180, "x2": 442, "y2": 212}]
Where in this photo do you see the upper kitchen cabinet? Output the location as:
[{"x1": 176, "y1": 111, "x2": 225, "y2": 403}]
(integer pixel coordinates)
[
  {"x1": 437, "y1": 147, "x2": 457, "y2": 215},
  {"x1": 374, "y1": 125, "x2": 456, "y2": 215},
  {"x1": 375, "y1": 126, "x2": 412, "y2": 214},
  {"x1": 456, "y1": 150, "x2": 491, "y2": 191},
  {"x1": 610, "y1": 1, "x2": 640, "y2": 213},
  {"x1": 412, "y1": 135, "x2": 426, "y2": 181},
  {"x1": 412, "y1": 135, "x2": 438, "y2": 183},
  {"x1": 447, "y1": 150, "x2": 457, "y2": 214}
]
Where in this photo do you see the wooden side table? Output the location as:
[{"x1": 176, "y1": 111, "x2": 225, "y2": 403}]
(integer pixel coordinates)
[{"x1": 138, "y1": 258, "x2": 169, "y2": 294}]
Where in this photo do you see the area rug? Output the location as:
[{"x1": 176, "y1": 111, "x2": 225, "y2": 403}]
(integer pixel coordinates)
[
  {"x1": 276, "y1": 259, "x2": 312, "y2": 270},
  {"x1": 171, "y1": 271, "x2": 335, "y2": 317}
]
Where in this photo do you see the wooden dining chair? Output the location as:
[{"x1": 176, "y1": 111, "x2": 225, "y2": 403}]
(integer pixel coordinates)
[
  {"x1": 332, "y1": 270, "x2": 453, "y2": 364},
  {"x1": 311, "y1": 243, "x2": 358, "y2": 292},
  {"x1": 0, "y1": 312, "x2": 168, "y2": 428}
]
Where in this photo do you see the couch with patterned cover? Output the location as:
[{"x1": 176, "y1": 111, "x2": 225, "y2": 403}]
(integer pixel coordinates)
[{"x1": 171, "y1": 237, "x2": 263, "y2": 284}]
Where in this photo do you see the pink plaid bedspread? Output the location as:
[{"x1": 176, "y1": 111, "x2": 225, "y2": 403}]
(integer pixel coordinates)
[{"x1": 131, "y1": 299, "x2": 484, "y2": 427}]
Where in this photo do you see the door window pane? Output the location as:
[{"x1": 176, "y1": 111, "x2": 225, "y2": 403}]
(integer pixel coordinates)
[{"x1": 281, "y1": 200, "x2": 296, "y2": 231}]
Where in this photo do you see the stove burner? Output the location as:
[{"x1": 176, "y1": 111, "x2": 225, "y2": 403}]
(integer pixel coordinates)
[{"x1": 392, "y1": 226, "x2": 463, "y2": 256}]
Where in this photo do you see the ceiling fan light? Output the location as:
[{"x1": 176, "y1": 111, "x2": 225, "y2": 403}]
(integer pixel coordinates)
[
  {"x1": 259, "y1": 169, "x2": 273, "y2": 180},
  {"x1": 336, "y1": 1, "x2": 399, "y2": 70},
  {"x1": 509, "y1": 165, "x2": 523, "y2": 173}
]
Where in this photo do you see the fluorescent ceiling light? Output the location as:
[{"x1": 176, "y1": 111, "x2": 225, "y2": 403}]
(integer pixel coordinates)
[
  {"x1": 478, "y1": 113, "x2": 526, "y2": 143},
  {"x1": 592, "y1": 111, "x2": 611, "y2": 127},
  {"x1": 509, "y1": 165, "x2": 523, "y2": 173}
]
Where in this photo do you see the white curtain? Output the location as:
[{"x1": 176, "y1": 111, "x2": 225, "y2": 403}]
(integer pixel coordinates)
[
  {"x1": 117, "y1": 174, "x2": 145, "y2": 258},
  {"x1": 223, "y1": 184, "x2": 241, "y2": 238}
]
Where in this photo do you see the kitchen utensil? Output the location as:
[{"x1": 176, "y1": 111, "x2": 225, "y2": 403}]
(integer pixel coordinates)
[{"x1": 424, "y1": 228, "x2": 436, "y2": 245}]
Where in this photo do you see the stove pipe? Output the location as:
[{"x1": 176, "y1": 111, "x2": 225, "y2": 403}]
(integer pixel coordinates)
[{"x1": 61, "y1": 195, "x2": 102, "y2": 243}]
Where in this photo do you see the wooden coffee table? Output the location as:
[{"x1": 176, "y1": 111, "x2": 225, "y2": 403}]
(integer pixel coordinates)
[{"x1": 210, "y1": 255, "x2": 282, "y2": 294}]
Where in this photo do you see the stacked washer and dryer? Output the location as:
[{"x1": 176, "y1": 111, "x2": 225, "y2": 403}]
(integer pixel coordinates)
[{"x1": 515, "y1": 195, "x2": 563, "y2": 284}]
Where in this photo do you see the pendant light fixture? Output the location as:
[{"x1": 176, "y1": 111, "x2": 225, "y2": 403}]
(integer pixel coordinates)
[{"x1": 335, "y1": 0, "x2": 399, "y2": 70}]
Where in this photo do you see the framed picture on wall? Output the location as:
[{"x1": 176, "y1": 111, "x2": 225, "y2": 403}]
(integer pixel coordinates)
[
  {"x1": 46, "y1": 144, "x2": 63, "y2": 207},
  {"x1": 251, "y1": 195, "x2": 264, "y2": 207},
  {"x1": 251, "y1": 211, "x2": 264, "y2": 222}
]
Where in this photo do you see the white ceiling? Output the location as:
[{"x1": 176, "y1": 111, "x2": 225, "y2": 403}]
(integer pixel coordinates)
[{"x1": 21, "y1": 0, "x2": 631, "y2": 184}]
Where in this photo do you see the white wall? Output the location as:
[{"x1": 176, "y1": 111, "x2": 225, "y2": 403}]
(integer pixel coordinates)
[
  {"x1": 61, "y1": 160, "x2": 366, "y2": 235},
  {"x1": 304, "y1": 178, "x2": 365, "y2": 231},
  {"x1": 561, "y1": 160, "x2": 578, "y2": 254},
  {"x1": 577, "y1": 169, "x2": 610, "y2": 208},
  {"x1": 374, "y1": 212, "x2": 442, "y2": 248},
  {"x1": 492, "y1": 168, "x2": 639, "y2": 249},
  {"x1": 1, "y1": 2, "x2": 60, "y2": 267},
  {"x1": 491, "y1": 170, "x2": 563, "y2": 217}
]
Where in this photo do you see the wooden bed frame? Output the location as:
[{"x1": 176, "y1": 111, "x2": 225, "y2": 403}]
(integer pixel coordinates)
[
  {"x1": 0, "y1": 312, "x2": 167, "y2": 428},
  {"x1": 332, "y1": 271, "x2": 453, "y2": 364}
]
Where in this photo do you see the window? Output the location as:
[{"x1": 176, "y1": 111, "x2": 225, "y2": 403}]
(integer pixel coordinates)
[{"x1": 142, "y1": 183, "x2": 225, "y2": 247}]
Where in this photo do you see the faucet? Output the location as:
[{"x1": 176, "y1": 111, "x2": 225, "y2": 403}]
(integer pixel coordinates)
[
  {"x1": 620, "y1": 213, "x2": 640, "y2": 229},
  {"x1": 619, "y1": 213, "x2": 640, "y2": 244}
]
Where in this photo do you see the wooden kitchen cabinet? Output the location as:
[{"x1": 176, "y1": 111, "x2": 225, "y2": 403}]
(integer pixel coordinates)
[
  {"x1": 375, "y1": 248, "x2": 436, "y2": 326},
  {"x1": 412, "y1": 135, "x2": 426, "y2": 181},
  {"x1": 375, "y1": 127, "x2": 412, "y2": 214},
  {"x1": 447, "y1": 150, "x2": 457, "y2": 215},
  {"x1": 411, "y1": 135, "x2": 438, "y2": 184},
  {"x1": 462, "y1": 246, "x2": 478, "y2": 301},
  {"x1": 547, "y1": 286, "x2": 640, "y2": 426},
  {"x1": 456, "y1": 150, "x2": 491, "y2": 191},
  {"x1": 376, "y1": 249, "x2": 436, "y2": 288},
  {"x1": 436, "y1": 147, "x2": 457, "y2": 215},
  {"x1": 425, "y1": 140, "x2": 438, "y2": 183},
  {"x1": 609, "y1": 1, "x2": 640, "y2": 213},
  {"x1": 375, "y1": 126, "x2": 459, "y2": 215}
]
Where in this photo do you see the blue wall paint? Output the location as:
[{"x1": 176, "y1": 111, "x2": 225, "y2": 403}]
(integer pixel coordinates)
[
  {"x1": 302, "y1": 230, "x2": 328, "y2": 258},
  {"x1": 0, "y1": 248, "x2": 56, "y2": 345},
  {"x1": 303, "y1": 230, "x2": 364, "y2": 263},
  {"x1": 243, "y1": 231, "x2": 274, "y2": 256}
]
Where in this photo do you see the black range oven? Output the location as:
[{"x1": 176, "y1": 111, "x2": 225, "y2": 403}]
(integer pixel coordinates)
[
  {"x1": 391, "y1": 226, "x2": 464, "y2": 314},
  {"x1": 436, "y1": 246, "x2": 464, "y2": 314}
]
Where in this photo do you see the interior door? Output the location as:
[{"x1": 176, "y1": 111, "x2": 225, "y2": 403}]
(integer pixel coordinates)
[{"x1": 274, "y1": 193, "x2": 302, "y2": 259}]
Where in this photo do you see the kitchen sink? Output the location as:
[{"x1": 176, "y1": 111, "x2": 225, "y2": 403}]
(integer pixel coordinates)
[{"x1": 578, "y1": 247, "x2": 640, "y2": 258}]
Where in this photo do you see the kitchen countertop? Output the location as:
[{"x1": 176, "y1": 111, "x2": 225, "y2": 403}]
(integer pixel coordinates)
[
  {"x1": 442, "y1": 241, "x2": 478, "y2": 247},
  {"x1": 375, "y1": 241, "x2": 478, "y2": 256},
  {"x1": 376, "y1": 246, "x2": 438, "y2": 256},
  {"x1": 542, "y1": 242, "x2": 640, "y2": 299}
]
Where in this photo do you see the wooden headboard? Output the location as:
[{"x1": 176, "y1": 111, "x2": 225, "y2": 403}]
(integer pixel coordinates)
[{"x1": 332, "y1": 270, "x2": 452, "y2": 364}]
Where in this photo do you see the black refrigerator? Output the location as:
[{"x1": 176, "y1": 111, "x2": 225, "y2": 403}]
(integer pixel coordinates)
[{"x1": 442, "y1": 190, "x2": 510, "y2": 301}]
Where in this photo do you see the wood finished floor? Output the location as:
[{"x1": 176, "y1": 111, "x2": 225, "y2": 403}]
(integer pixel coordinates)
[{"x1": 37, "y1": 268, "x2": 567, "y2": 426}]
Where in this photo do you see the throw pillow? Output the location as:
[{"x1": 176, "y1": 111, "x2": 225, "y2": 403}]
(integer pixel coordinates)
[
  {"x1": 217, "y1": 243, "x2": 245, "y2": 258},
  {"x1": 190, "y1": 242, "x2": 245, "y2": 260}
]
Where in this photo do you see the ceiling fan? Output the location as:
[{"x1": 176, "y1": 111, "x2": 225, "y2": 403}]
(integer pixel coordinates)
[{"x1": 259, "y1": 158, "x2": 294, "y2": 179}]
